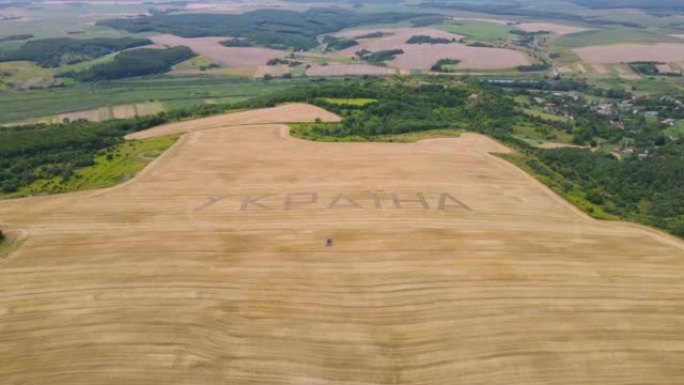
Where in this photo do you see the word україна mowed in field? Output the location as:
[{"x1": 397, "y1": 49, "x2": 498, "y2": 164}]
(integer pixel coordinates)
[{"x1": 195, "y1": 192, "x2": 474, "y2": 213}]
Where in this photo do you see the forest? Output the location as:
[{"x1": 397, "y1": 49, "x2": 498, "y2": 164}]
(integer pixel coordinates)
[
  {"x1": 0, "y1": 37, "x2": 152, "y2": 67},
  {"x1": 63, "y1": 47, "x2": 196, "y2": 81},
  {"x1": 356, "y1": 49, "x2": 405, "y2": 65},
  {"x1": 99, "y1": 8, "x2": 419, "y2": 50},
  {"x1": 322, "y1": 36, "x2": 359, "y2": 52},
  {"x1": 407, "y1": 35, "x2": 454, "y2": 44}
]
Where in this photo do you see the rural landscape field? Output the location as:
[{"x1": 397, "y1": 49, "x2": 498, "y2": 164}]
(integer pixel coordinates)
[{"x1": 1, "y1": 0, "x2": 684, "y2": 384}]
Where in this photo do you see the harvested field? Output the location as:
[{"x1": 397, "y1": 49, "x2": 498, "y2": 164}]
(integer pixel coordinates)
[
  {"x1": 307, "y1": 64, "x2": 397, "y2": 77},
  {"x1": 574, "y1": 43, "x2": 684, "y2": 64},
  {"x1": 150, "y1": 34, "x2": 288, "y2": 68},
  {"x1": 134, "y1": 102, "x2": 164, "y2": 116},
  {"x1": 592, "y1": 63, "x2": 609, "y2": 73},
  {"x1": 615, "y1": 65, "x2": 642, "y2": 80},
  {"x1": 656, "y1": 63, "x2": 679, "y2": 74},
  {"x1": 514, "y1": 22, "x2": 589, "y2": 35},
  {"x1": 55, "y1": 108, "x2": 107, "y2": 123},
  {"x1": 391, "y1": 44, "x2": 528, "y2": 70},
  {"x1": 557, "y1": 65, "x2": 573, "y2": 74},
  {"x1": 336, "y1": 28, "x2": 527, "y2": 70},
  {"x1": 112, "y1": 104, "x2": 136, "y2": 120},
  {"x1": 1, "y1": 102, "x2": 167, "y2": 126},
  {"x1": 1, "y1": 110, "x2": 683, "y2": 384},
  {"x1": 126, "y1": 103, "x2": 341, "y2": 140},
  {"x1": 42, "y1": 102, "x2": 164, "y2": 124}
]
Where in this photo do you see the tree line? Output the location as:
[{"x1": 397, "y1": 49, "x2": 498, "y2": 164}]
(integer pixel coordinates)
[{"x1": 61, "y1": 46, "x2": 196, "y2": 81}]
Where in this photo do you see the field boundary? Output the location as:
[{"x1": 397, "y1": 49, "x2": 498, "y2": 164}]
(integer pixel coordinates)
[
  {"x1": 491, "y1": 150, "x2": 684, "y2": 249},
  {"x1": 0, "y1": 229, "x2": 28, "y2": 265}
]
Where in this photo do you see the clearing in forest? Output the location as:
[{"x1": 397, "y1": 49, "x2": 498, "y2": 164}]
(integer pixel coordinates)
[{"x1": 1, "y1": 105, "x2": 683, "y2": 385}]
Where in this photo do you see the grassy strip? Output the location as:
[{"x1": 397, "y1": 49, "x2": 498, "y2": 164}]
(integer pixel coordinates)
[
  {"x1": 290, "y1": 123, "x2": 463, "y2": 143},
  {"x1": 15, "y1": 136, "x2": 176, "y2": 197},
  {"x1": 0, "y1": 232, "x2": 27, "y2": 260},
  {"x1": 322, "y1": 98, "x2": 377, "y2": 106}
]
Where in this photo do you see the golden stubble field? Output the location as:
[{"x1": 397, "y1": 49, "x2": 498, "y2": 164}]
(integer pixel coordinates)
[{"x1": 1, "y1": 104, "x2": 683, "y2": 385}]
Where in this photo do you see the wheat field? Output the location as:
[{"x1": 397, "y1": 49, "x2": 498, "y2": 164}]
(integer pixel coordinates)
[{"x1": 1, "y1": 106, "x2": 683, "y2": 384}]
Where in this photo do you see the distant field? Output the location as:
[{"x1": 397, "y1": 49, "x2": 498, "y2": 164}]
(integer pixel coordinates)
[
  {"x1": 514, "y1": 22, "x2": 589, "y2": 35},
  {"x1": 555, "y1": 29, "x2": 681, "y2": 48},
  {"x1": 439, "y1": 20, "x2": 513, "y2": 42},
  {"x1": 22, "y1": 101, "x2": 165, "y2": 124},
  {"x1": 336, "y1": 27, "x2": 527, "y2": 70},
  {"x1": 0, "y1": 4, "x2": 139, "y2": 40},
  {"x1": 0, "y1": 61, "x2": 52, "y2": 90},
  {"x1": 0, "y1": 76, "x2": 301, "y2": 124},
  {"x1": 150, "y1": 34, "x2": 288, "y2": 69},
  {"x1": 574, "y1": 43, "x2": 684, "y2": 64},
  {"x1": 307, "y1": 64, "x2": 397, "y2": 77}
]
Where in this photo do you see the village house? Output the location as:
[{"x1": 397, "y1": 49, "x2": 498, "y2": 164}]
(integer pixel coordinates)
[
  {"x1": 661, "y1": 118, "x2": 676, "y2": 126},
  {"x1": 594, "y1": 103, "x2": 614, "y2": 116},
  {"x1": 611, "y1": 121, "x2": 625, "y2": 130}
]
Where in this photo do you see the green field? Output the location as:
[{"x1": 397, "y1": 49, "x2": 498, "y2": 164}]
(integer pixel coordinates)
[
  {"x1": 0, "y1": 4, "x2": 143, "y2": 40},
  {"x1": 440, "y1": 20, "x2": 513, "y2": 42},
  {"x1": 0, "y1": 76, "x2": 303, "y2": 124},
  {"x1": 590, "y1": 76, "x2": 684, "y2": 95},
  {"x1": 323, "y1": 97, "x2": 377, "y2": 106},
  {"x1": 172, "y1": 56, "x2": 221, "y2": 71},
  {"x1": 554, "y1": 29, "x2": 680, "y2": 48},
  {"x1": 512, "y1": 121, "x2": 574, "y2": 144},
  {"x1": 522, "y1": 107, "x2": 570, "y2": 122},
  {"x1": 18, "y1": 136, "x2": 176, "y2": 196},
  {"x1": 0, "y1": 61, "x2": 52, "y2": 89}
]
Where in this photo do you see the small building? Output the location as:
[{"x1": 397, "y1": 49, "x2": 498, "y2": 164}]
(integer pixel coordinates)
[
  {"x1": 645, "y1": 111, "x2": 659, "y2": 118},
  {"x1": 661, "y1": 118, "x2": 676, "y2": 126},
  {"x1": 595, "y1": 104, "x2": 614, "y2": 116}
]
